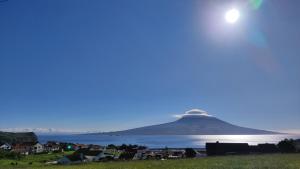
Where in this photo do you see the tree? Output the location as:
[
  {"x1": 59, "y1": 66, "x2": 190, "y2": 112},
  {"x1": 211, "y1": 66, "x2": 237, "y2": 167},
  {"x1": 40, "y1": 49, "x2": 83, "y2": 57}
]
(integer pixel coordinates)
[
  {"x1": 107, "y1": 144, "x2": 117, "y2": 149},
  {"x1": 277, "y1": 139, "x2": 296, "y2": 153},
  {"x1": 137, "y1": 145, "x2": 147, "y2": 150},
  {"x1": 118, "y1": 152, "x2": 135, "y2": 160},
  {"x1": 162, "y1": 146, "x2": 169, "y2": 158},
  {"x1": 185, "y1": 148, "x2": 197, "y2": 158}
]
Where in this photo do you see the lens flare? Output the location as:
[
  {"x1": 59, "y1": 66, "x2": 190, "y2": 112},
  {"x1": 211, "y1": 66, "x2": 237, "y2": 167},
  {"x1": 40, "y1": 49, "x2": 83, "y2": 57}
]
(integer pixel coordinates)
[{"x1": 250, "y1": 0, "x2": 263, "y2": 10}]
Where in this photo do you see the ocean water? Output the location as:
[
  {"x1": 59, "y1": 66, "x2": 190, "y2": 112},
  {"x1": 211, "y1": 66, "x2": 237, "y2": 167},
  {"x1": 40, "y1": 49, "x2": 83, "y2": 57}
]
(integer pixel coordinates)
[{"x1": 38, "y1": 134, "x2": 300, "y2": 148}]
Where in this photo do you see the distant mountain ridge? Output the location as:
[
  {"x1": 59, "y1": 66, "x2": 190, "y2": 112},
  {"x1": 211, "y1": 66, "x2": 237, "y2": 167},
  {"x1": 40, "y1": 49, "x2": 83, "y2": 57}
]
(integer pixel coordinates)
[
  {"x1": 97, "y1": 109, "x2": 279, "y2": 135},
  {"x1": 0, "y1": 128, "x2": 94, "y2": 135}
]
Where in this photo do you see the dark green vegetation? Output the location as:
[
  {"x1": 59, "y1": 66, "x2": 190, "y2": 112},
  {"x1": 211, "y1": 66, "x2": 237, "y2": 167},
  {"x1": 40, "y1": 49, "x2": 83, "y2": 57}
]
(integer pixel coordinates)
[
  {"x1": 184, "y1": 148, "x2": 197, "y2": 158},
  {"x1": 0, "y1": 153, "x2": 299, "y2": 169},
  {"x1": 0, "y1": 132, "x2": 38, "y2": 144},
  {"x1": 0, "y1": 151, "x2": 73, "y2": 168},
  {"x1": 0, "y1": 150, "x2": 22, "y2": 160},
  {"x1": 278, "y1": 139, "x2": 298, "y2": 153}
]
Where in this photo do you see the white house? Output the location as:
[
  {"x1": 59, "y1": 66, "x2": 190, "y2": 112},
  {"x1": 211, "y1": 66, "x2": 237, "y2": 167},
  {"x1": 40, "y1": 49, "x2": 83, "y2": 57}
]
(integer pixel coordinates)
[
  {"x1": 168, "y1": 150, "x2": 185, "y2": 159},
  {"x1": 44, "y1": 141, "x2": 60, "y2": 152},
  {"x1": 0, "y1": 143, "x2": 12, "y2": 150},
  {"x1": 32, "y1": 143, "x2": 44, "y2": 153}
]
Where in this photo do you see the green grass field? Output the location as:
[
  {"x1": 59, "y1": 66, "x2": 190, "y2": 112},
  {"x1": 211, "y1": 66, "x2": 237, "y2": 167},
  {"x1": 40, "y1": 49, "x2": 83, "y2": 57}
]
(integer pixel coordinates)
[{"x1": 0, "y1": 153, "x2": 300, "y2": 169}]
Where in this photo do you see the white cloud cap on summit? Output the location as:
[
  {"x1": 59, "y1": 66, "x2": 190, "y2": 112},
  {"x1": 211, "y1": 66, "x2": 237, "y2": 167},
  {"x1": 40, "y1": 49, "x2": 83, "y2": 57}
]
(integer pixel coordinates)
[{"x1": 173, "y1": 109, "x2": 213, "y2": 118}]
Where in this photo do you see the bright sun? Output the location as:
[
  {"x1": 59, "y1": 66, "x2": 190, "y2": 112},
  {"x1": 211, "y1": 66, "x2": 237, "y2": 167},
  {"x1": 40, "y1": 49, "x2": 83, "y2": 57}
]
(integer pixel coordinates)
[{"x1": 225, "y1": 8, "x2": 240, "y2": 24}]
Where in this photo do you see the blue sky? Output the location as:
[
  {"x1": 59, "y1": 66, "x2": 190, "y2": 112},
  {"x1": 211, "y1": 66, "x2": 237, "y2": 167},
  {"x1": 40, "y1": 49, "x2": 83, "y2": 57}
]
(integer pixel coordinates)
[{"x1": 0, "y1": 0, "x2": 299, "y2": 132}]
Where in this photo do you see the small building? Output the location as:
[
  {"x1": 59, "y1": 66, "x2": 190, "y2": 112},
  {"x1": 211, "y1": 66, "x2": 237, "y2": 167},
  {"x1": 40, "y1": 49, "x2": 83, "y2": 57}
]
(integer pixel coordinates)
[
  {"x1": 58, "y1": 154, "x2": 86, "y2": 165},
  {"x1": 32, "y1": 143, "x2": 44, "y2": 154},
  {"x1": 133, "y1": 149, "x2": 157, "y2": 160},
  {"x1": 74, "y1": 144, "x2": 89, "y2": 151},
  {"x1": 74, "y1": 148, "x2": 102, "y2": 162},
  {"x1": 168, "y1": 150, "x2": 185, "y2": 159},
  {"x1": 206, "y1": 142, "x2": 250, "y2": 156},
  {"x1": 12, "y1": 142, "x2": 35, "y2": 155},
  {"x1": 84, "y1": 150, "x2": 103, "y2": 162},
  {"x1": 133, "y1": 149, "x2": 185, "y2": 160},
  {"x1": 133, "y1": 149, "x2": 145, "y2": 160},
  {"x1": 88, "y1": 144, "x2": 103, "y2": 150},
  {"x1": 73, "y1": 148, "x2": 114, "y2": 162},
  {"x1": 0, "y1": 143, "x2": 12, "y2": 150},
  {"x1": 44, "y1": 141, "x2": 60, "y2": 152}
]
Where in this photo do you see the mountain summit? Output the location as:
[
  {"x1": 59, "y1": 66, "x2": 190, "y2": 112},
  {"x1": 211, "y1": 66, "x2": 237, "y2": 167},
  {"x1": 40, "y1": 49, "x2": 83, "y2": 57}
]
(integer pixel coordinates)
[{"x1": 101, "y1": 109, "x2": 279, "y2": 135}]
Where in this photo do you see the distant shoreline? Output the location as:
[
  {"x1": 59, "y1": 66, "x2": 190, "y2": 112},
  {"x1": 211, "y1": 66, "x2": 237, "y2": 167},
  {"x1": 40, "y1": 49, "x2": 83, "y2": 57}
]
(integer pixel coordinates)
[{"x1": 37, "y1": 134, "x2": 300, "y2": 149}]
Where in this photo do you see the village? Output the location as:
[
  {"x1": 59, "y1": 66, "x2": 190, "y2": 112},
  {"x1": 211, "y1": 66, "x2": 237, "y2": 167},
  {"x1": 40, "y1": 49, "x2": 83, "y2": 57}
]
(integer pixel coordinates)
[
  {"x1": 0, "y1": 139, "x2": 299, "y2": 165},
  {"x1": 0, "y1": 141, "x2": 206, "y2": 164}
]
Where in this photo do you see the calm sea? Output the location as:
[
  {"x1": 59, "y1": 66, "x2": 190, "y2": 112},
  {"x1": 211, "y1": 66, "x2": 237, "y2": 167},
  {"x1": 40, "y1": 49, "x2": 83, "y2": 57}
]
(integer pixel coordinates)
[{"x1": 38, "y1": 134, "x2": 300, "y2": 148}]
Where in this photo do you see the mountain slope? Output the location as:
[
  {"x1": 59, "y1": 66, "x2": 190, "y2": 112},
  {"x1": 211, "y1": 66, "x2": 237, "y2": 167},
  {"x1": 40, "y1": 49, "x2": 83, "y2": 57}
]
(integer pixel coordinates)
[
  {"x1": 100, "y1": 109, "x2": 278, "y2": 135},
  {"x1": 0, "y1": 131, "x2": 38, "y2": 144}
]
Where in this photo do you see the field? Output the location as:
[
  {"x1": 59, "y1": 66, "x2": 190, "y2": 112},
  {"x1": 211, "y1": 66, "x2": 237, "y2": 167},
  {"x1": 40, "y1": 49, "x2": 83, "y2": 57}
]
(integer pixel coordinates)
[{"x1": 0, "y1": 153, "x2": 300, "y2": 169}]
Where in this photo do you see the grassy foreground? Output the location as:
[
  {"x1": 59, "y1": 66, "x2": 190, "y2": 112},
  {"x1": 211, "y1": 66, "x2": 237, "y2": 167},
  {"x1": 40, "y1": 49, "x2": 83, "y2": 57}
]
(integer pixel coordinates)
[{"x1": 0, "y1": 153, "x2": 300, "y2": 169}]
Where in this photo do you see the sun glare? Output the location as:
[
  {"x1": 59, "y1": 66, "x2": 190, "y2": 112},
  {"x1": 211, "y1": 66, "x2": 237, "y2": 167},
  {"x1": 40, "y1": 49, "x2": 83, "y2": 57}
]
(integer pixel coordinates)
[{"x1": 225, "y1": 8, "x2": 240, "y2": 24}]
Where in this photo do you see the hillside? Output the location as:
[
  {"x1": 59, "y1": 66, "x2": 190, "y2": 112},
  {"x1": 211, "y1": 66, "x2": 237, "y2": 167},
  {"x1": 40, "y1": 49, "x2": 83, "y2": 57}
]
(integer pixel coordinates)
[{"x1": 0, "y1": 131, "x2": 38, "y2": 144}]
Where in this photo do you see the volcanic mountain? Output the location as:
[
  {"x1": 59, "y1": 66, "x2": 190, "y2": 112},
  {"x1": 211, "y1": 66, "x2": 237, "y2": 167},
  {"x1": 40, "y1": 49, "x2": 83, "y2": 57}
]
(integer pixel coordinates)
[{"x1": 101, "y1": 109, "x2": 279, "y2": 135}]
